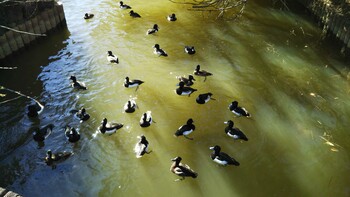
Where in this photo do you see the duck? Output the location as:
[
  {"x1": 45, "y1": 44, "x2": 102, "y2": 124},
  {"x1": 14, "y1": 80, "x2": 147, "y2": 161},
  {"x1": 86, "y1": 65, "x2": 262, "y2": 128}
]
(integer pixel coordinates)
[
  {"x1": 124, "y1": 76, "x2": 144, "y2": 91},
  {"x1": 224, "y1": 120, "x2": 248, "y2": 141},
  {"x1": 119, "y1": 1, "x2": 131, "y2": 9},
  {"x1": 134, "y1": 135, "x2": 151, "y2": 158},
  {"x1": 209, "y1": 145, "x2": 240, "y2": 166},
  {"x1": 84, "y1": 13, "x2": 94, "y2": 19},
  {"x1": 147, "y1": 24, "x2": 159, "y2": 35},
  {"x1": 124, "y1": 99, "x2": 137, "y2": 113},
  {"x1": 27, "y1": 101, "x2": 44, "y2": 117},
  {"x1": 33, "y1": 124, "x2": 54, "y2": 142},
  {"x1": 185, "y1": 46, "x2": 196, "y2": 55},
  {"x1": 140, "y1": 111, "x2": 153, "y2": 127},
  {"x1": 107, "y1": 51, "x2": 119, "y2": 64},
  {"x1": 98, "y1": 118, "x2": 123, "y2": 135},
  {"x1": 153, "y1": 44, "x2": 168, "y2": 57},
  {"x1": 175, "y1": 82, "x2": 197, "y2": 96},
  {"x1": 76, "y1": 107, "x2": 90, "y2": 122},
  {"x1": 174, "y1": 118, "x2": 195, "y2": 140},
  {"x1": 70, "y1": 75, "x2": 87, "y2": 90},
  {"x1": 45, "y1": 149, "x2": 73, "y2": 169},
  {"x1": 129, "y1": 10, "x2": 141, "y2": 18},
  {"x1": 170, "y1": 156, "x2": 198, "y2": 181},
  {"x1": 167, "y1": 13, "x2": 177, "y2": 21},
  {"x1": 64, "y1": 126, "x2": 80, "y2": 143},
  {"x1": 196, "y1": 92, "x2": 214, "y2": 104},
  {"x1": 176, "y1": 75, "x2": 195, "y2": 86},
  {"x1": 193, "y1": 65, "x2": 212, "y2": 82},
  {"x1": 228, "y1": 101, "x2": 251, "y2": 117}
]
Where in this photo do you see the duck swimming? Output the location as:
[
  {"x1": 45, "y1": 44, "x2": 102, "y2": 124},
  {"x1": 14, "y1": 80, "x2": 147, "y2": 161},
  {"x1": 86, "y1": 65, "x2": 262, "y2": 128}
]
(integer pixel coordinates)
[
  {"x1": 33, "y1": 124, "x2": 54, "y2": 142},
  {"x1": 124, "y1": 77, "x2": 144, "y2": 91},
  {"x1": 70, "y1": 75, "x2": 87, "y2": 90},
  {"x1": 124, "y1": 99, "x2": 137, "y2": 113},
  {"x1": 140, "y1": 111, "x2": 153, "y2": 127},
  {"x1": 147, "y1": 24, "x2": 159, "y2": 35},
  {"x1": 185, "y1": 46, "x2": 196, "y2": 55},
  {"x1": 175, "y1": 82, "x2": 197, "y2": 96},
  {"x1": 107, "y1": 51, "x2": 119, "y2": 64},
  {"x1": 167, "y1": 13, "x2": 177, "y2": 21},
  {"x1": 129, "y1": 10, "x2": 141, "y2": 18},
  {"x1": 27, "y1": 101, "x2": 44, "y2": 117},
  {"x1": 119, "y1": 1, "x2": 131, "y2": 9},
  {"x1": 170, "y1": 156, "x2": 197, "y2": 181},
  {"x1": 209, "y1": 145, "x2": 240, "y2": 166},
  {"x1": 98, "y1": 118, "x2": 123, "y2": 135},
  {"x1": 224, "y1": 120, "x2": 248, "y2": 141},
  {"x1": 76, "y1": 107, "x2": 90, "y2": 123},
  {"x1": 65, "y1": 126, "x2": 80, "y2": 143},
  {"x1": 229, "y1": 101, "x2": 251, "y2": 117},
  {"x1": 45, "y1": 149, "x2": 73, "y2": 169},
  {"x1": 196, "y1": 92, "x2": 214, "y2": 104},
  {"x1": 153, "y1": 44, "x2": 168, "y2": 57},
  {"x1": 193, "y1": 65, "x2": 212, "y2": 82},
  {"x1": 174, "y1": 118, "x2": 195, "y2": 140},
  {"x1": 134, "y1": 135, "x2": 151, "y2": 158},
  {"x1": 84, "y1": 13, "x2": 94, "y2": 19},
  {"x1": 176, "y1": 75, "x2": 195, "y2": 86}
]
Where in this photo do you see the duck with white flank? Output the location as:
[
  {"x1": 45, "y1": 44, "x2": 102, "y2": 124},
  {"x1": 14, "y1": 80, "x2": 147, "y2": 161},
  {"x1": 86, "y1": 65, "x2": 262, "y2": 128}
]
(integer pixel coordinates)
[
  {"x1": 70, "y1": 75, "x2": 87, "y2": 90},
  {"x1": 98, "y1": 118, "x2": 123, "y2": 135},
  {"x1": 170, "y1": 156, "x2": 198, "y2": 181},
  {"x1": 185, "y1": 46, "x2": 196, "y2": 54},
  {"x1": 84, "y1": 13, "x2": 94, "y2": 19},
  {"x1": 134, "y1": 135, "x2": 151, "y2": 158},
  {"x1": 147, "y1": 24, "x2": 159, "y2": 35},
  {"x1": 45, "y1": 149, "x2": 73, "y2": 169},
  {"x1": 33, "y1": 124, "x2": 54, "y2": 142},
  {"x1": 193, "y1": 65, "x2": 212, "y2": 82},
  {"x1": 76, "y1": 107, "x2": 90, "y2": 122},
  {"x1": 174, "y1": 118, "x2": 195, "y2": 140},
  {"x1": 119, "y1": 1, "x2": 131, "y2": 9},
  {"x1": 153, "y1": 44, "x2": 168, "y2": 57},
  {"x1": 196, "y1": 92, "x2": 215, "y2": 104},
  {"x1": 124, "y1": 77, "x2": 144, "y2": 91},
  {"x1": 229, "y1": 101, "x2": 251, "y2": 117},
  {"x1": 140, "y1": 111, "x2": 153, "y2": 127},
  {"x1": 176, "y1": 81, "x2": 197, "y2": 96},
  {"x1": 27, "y1": 101, "x2": 44, "y2": 117},
  {"x1": 176, "y1": 75, "x2": 195, "y2": 86},
  {"x1": 65, "y1": 126, "x2": 80, "y2": 143},
  {"x1": 124, "y1": 99, "x2": 137, "y2": 113},
  {"x1": 167, "y1": 13, "x2": 177, "y2": 21},
  {"x1": 129, "y1": 10, "x2": 141, "y2": 18},
  {"x1": 224, "y1": 120, "x2": 248, "y2": 141},
  {"x1": 107, "y1": 51, "x2": 119, "y2": 64},
  {"x1": 209, "y1": 145, "x2": 240, "y2": 166}
]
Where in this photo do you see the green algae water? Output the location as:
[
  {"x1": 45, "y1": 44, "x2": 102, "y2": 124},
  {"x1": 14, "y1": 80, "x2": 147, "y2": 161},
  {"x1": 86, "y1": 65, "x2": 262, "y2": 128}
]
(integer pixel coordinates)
[{"x1": 1, "y1": 0, "x2": 350, "y2": 196}]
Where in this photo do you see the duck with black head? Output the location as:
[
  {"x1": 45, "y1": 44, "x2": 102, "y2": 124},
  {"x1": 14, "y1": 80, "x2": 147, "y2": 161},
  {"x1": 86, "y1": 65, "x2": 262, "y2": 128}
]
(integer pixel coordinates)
[
  {"x1": 124, "y1": 99, "x2": 137, "y2": 113},
  {"x1": 193, "y1": 65, "x2": 212, "y2": 82},
  {"x1": 170, "y1": 156, "x2": 198, "y2": 181},
  {"x1": 153, "y1": 44, "x2": 168, "y2": 57},
  {"x1": 70, "y1": 75, "x2": 87, "y2": 90},
  {"x1": 119, "y1": 1, "x2": 131, "y2": 9},
  {"x1": 98, "y1": 118, "x2": 123, "y2": 135},
  {"x1": 134, "y1": 135, "x2": 151, "y2": 158},
  {"x1": 196, "y1": 92, "x2": 215, "y2": 104},
  {"x1": 124, "y1": 76, "x2": 144, "y2": 91},
  {"x1": 33, "y1": 124, "x2": 54, "y2": 142},
  {"x1": 84, "y1": 13, "x2": 94, "y2": 19},
  {"x1": 107, "y1": 51, "x2": 119, "y2": 64},
  {"x1": 209, "y1": 145, "x2": 240, "y2": 166},
  {"x1": 229, "y1": 101, "x2": 251, "y2": 117},
  {"x1": 129, "y1": 10, "x2": 141, "y2": 18},
  {"x1": 176, "y1": 74, "x2": 195, "y2": 86},
  {"x1": 140, "y1": 111, "x2": 153, "y2": 127},
  {"x1": 174, "y1": 118, "x2": 195, "y2": 140},
  {"x1": 147, "y1": 24, "x2": 159, "y2": 35},
  {"x1": 27, "y1": 101, "x2": 44, "y2": 117},
  {"x1": 65, "y1": 126, "x2": 80, "y2": 143},
  {"x1": 224, "y1": 120, "x2": 248, "y2": 141},
  {"x1": 175, "y1": 82, "x2": 197, "y2": 96},
  {"x1": 167, "y1": 13, "x2": 177, "y2": 21},
  {"x1": 76, "y1": 107, "x2": 90, "y2": 122},
  {"x1": 185, "y1": 46, "x2": 196, "y2": 55},
  {"x1": 45, "y1": 149, "x2": 73, "y2": 169}
]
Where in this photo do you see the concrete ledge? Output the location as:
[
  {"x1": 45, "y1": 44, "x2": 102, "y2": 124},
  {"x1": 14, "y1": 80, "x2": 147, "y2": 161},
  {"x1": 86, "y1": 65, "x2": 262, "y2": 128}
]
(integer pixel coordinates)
[{"x1": 0, "y1": 187, "x2": 22, "y2": 197}]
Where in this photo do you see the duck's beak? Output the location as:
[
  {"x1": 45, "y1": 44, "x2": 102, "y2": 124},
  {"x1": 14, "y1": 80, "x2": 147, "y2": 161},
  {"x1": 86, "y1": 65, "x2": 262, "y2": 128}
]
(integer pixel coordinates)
[
  {"x1": 171, "y1": 157, "x2": 177, "y2": 161},
  {"x1": 224, "y1": 121, "x2": 228, "y2": 124},
  {"x1": 209, "y1": 146, "x2": 215, "y2": 150}
]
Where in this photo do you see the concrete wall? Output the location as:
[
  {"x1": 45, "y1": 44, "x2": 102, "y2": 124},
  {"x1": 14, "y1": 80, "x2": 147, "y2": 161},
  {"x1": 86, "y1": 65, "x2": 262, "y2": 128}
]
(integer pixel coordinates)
[
  {"x1": 296, "y1": 0, "x2": 350, "y2": 51},
  {"x1": 0, "y1": 0, "x2": 66, "y2": 60},
  {"x1": 0, "y1": 187, "x2": 21, "y2": 197}
]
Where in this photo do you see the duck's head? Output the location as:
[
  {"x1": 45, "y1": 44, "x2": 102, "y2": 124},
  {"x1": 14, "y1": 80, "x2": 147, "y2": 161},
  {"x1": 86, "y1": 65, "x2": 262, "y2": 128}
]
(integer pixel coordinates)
[
  {"x1": 224, "y1": 120, "x2": 234, "y2": 127},
  {"x1": 171, "y1": 13, "x2": 176, "y2": 17},
  {"x1": 125, "y1": 76, "x2": 130, "y2": 82},
  {"x1": 189, "y1": 75, "x2": 195, "y2": 81},
  {"x1": 47, "y1": 149, "x2": 52, "y2": 156},
  {"x1": 171, "y1": 156, "x2": 182, "y2": 163},
  {"x1": 107, "y1": 51, "x2": 113, "y2": 56},
  {"x1": 119, "y1": 1, "x2": 124, "y2": 5},
  {"x1": 209, "y1": 145, "x2": 221, "y2": 152},
  {"x1": 231, "y1": 101, "x2": 238, "y2": 108},
  {"x1": 195, "y1": 65, "x2": 200, "y2": 71},
  {"x1": 153, "y1": 24, "x2": 159, "y2": 30},
  {"x1": 101, "y1": 118, "x2": 107, "y2": 125},
  {"x1": 187, "y1": 118, "x2": 194, "y2": 125},
  {"x1": 178, "y1": 81, "x2": 185, "y2": 88},
  {"x1": 70, "y1": 75, "x2": 77, "y2": 82},
  {"x1": 129, "y1": 10, "x2": 134, "y2": 14},
  {"x1": 154, "y1": 44, "x2": 160, "y2": 49},
  {"x1": 137, "y1": 134, "x2": 146, "y2": 140},
  {"x1": 85, "y1": 13, "x2": 89, "y2": 17},
  {"x1": 80, "y1": 107, "x2": 86, "y2": 113}
]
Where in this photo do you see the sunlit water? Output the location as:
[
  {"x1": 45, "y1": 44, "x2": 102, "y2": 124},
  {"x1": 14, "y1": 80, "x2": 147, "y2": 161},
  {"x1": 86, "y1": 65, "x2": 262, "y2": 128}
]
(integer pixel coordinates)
[{"x1": 1, "y1": 0, "x2": 350, "y2": 196}]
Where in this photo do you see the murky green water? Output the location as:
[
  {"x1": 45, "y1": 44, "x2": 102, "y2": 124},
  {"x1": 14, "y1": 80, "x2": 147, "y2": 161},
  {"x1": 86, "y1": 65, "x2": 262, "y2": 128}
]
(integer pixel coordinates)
[{"x1": 1, "y1": 0, "x2": 350, "y2": 196}]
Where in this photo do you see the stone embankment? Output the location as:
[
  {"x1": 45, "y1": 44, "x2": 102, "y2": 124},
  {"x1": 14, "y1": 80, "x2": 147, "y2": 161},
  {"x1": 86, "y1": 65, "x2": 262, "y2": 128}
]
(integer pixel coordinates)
[
  {"x1": 0, "y1": 187, "x2": 21, "y2": 197},
  {"x1": 0, "y1": 0, "x2": 66, "y2": 60}
]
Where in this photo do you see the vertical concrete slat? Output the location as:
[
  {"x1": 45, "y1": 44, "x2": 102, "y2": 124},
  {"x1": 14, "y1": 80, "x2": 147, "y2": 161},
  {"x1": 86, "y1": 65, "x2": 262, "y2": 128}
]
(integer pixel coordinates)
[
  {"x1": 0, "y1": 35, "x2": 12, "y2": 57},
  {"x1": 0, "y1": 43, "x2": 5, "y2": 59},
  {"x1": 18, "y1": 24, "x2": 30, "y2": 46},
  {"x1": 41, "y1": 10, "x2": 52, "y2": 32},
  {"x1": 5, "y1": 31, "x2": 18, "y2": 53},
  {"x1": 31, "y1": 17, "x2": 42, "y2": 35},
  {"x1": 24, "y1": 20, "x2": 36, "y2": 43},
  {"x1": 47, "y1": 9, "x2": 58, "y2": 30}
]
